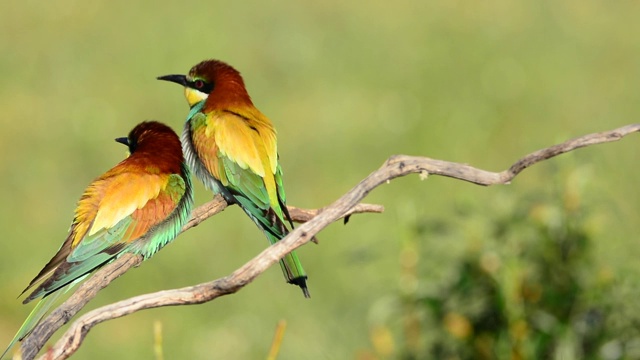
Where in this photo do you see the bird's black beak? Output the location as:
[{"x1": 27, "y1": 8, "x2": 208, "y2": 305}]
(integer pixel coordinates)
[
  {"x1": 115, "y1": 137, "x2": 129, "y2": 146},
  {"x1": 157, "y1": 74, "x2": 188, "y2": 86}
]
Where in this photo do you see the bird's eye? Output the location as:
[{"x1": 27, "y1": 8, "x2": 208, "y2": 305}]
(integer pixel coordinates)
[{"x1": 194, "y1": 80, "x2": 205, "y2": 89}]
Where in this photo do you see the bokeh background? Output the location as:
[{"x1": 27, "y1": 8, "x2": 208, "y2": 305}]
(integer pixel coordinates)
[{"x1": 1, "y1": 1, "x2": 640, "y2": 359}]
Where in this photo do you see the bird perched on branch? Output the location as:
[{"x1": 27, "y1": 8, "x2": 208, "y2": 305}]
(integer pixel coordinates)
[
  {"x1": 158, "y1": 59, "x2": 310, "y2": 298},
  {"x1": 2, "y1": 121, "x2": 193, "y2": 358}
]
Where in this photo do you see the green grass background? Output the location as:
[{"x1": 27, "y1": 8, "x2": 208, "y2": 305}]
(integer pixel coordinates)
[{"x1": 1, "y1": 0, "x2": 639, "y2": 359}]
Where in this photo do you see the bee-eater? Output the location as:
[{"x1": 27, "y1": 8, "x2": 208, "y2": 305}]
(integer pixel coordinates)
[
  {"x1": 2, "y1": 121, "x2": 193, "y2": 358},
  {"x1": 158, "y1": 59, "x2": 310, "y2": 298}
]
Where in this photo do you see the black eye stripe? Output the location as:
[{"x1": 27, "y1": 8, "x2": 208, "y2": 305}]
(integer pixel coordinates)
[{"x1": 189, "y1": 79, "x2": 213, "y2": 94}]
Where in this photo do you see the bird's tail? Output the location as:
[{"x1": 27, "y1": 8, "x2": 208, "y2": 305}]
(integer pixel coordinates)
[
  {"x1": 2, "y1": 272, "x2": 88, "y2": 360},
  {"x1": 265, "y1": 231, "x2": 310, "y2": 298},
  {"x1": 234, "y1": 196, "x2": 310, "y2": 297},
  {"x1": 1, "y1": 290, "x2": 64, "y2": 359}
]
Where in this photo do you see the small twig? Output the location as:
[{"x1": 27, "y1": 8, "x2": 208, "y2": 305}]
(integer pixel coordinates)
[
  {"x1": 22, "y1": 123, "x2": 640, "y2": 360},
  {"x1": 266, "y1": 320, "x2": 287, "y2": 360},
  {"x1": 153, "y1": 321, "x2": 163, "y2": 360}
]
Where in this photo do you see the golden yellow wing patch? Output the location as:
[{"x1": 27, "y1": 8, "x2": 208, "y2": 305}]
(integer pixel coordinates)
[
  {"x1": 72, "y1": 172, "x2": 167, "y2": 246},
  {"x1": 214, "y1": 112, "x2": 266, "y2": 176},
  {"x1": 214, "y1": 109, "x2": 277, "y2": 173}
]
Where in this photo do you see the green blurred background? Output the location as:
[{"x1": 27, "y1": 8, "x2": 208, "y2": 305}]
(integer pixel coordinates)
[{"x1": 1, "y1": 0, "x2": 640, "y2": 359}]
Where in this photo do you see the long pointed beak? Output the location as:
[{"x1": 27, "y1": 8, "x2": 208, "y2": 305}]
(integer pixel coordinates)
[
  {"x1": 115, "y1": 137, "x2": 129, "y2": 146},
  {"x1": 157, "y1": 74, "x2": 188, "y2": 86}
]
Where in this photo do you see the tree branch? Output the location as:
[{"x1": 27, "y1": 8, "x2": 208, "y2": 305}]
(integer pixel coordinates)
[
  {"x1": 18, "y1": 123, "x2": 640, "y2": 360},
  {"x1": 18, "y1": 200, "x2": 382, "y2": 360}
]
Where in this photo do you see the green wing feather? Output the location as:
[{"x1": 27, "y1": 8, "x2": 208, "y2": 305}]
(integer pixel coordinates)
[
  {"x1": 24, "y1": 214, "x2": 133, "y2": 303},
  {"x1": 126, "y1": 171, "x2": 193, "y2": 258},
  {"x1": 275, "y1": 164, "x2": 286, "y2": 205},
  {"x1": 218, "y1": 153, "x2": 308, "y2": 296},
  {"x1": 220, "y1": 156, "x2": 271, "y2": 215}
]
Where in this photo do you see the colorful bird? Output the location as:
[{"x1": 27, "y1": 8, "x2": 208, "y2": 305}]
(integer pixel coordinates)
[
  {"x1": 158, "y1": 59, "x2": 310, "y2": 297},
  {"x1": 2, "y1": 121, "x2": 193, "y2": 358}
]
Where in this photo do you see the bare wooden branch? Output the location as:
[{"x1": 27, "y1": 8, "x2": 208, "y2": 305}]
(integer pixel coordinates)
[
  {"x1": 19, "y1": 123, "x2": 639, "y2": 360},
  {"x1": 17, "y1": 200, "x2": 382, "y2": 360}
]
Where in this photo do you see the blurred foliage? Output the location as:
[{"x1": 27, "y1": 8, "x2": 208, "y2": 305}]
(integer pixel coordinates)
[
  {"x1": 1, "y1": 0, "x2": 640, "y2": 359},
  {"x1": 360, "y1": 165, "x2": 640, "y2": 360}
]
